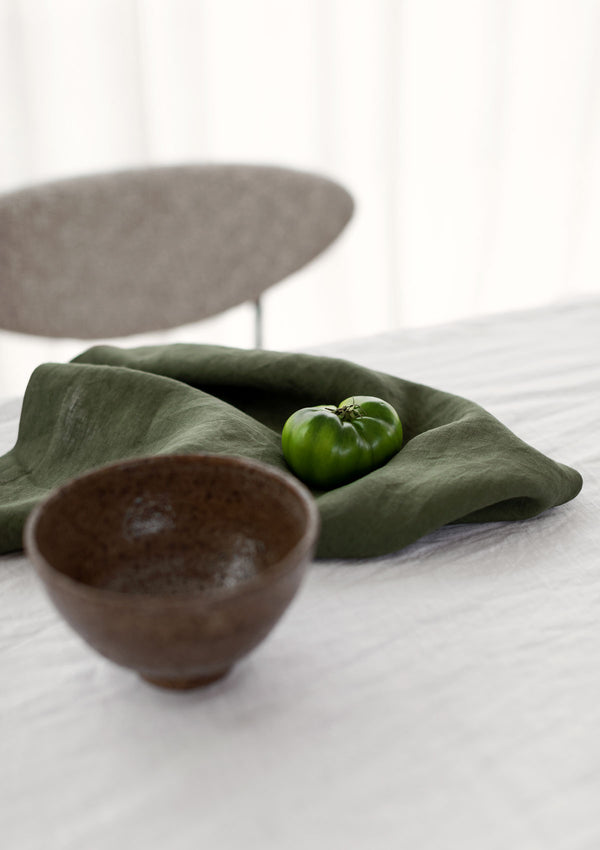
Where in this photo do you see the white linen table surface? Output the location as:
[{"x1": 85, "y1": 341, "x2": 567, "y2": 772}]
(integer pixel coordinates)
[{"x1": 1, "y1": 298, "x2": 598, "y2": 850}]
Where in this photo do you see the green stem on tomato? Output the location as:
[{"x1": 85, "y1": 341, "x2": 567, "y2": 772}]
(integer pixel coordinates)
[{"x1": 334, "y1": 399, "x2": 363, "y2": 422}]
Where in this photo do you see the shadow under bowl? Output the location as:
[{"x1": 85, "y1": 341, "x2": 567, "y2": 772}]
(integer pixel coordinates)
[{"x1": 24, "y1": 454, "x2": 320, "y2": 689}]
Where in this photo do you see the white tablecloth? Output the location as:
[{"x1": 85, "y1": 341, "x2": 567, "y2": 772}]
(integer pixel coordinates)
[{"x1": 1, "y1": 298, "x2": 599, "y2": 850}]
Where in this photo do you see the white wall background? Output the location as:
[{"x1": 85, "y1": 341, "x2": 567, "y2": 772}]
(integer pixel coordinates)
[{"x1": 1, "y1": 0, "x2": 600, "y2": 396}]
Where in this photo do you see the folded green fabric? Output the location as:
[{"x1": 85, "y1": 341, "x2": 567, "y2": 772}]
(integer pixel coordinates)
[{"x1": 0, "y1": 344, "x2": 582, "y2": 559}]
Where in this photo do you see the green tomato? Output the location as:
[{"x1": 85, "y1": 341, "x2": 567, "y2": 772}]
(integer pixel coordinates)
[{"x1": 281, "y1": 395, "x2": 403, "y2": 490}]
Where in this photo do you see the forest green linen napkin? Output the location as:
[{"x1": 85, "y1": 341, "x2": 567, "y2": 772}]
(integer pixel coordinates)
[{"x1": 0, "y1": 344, "x2": 582, "y2": 559}]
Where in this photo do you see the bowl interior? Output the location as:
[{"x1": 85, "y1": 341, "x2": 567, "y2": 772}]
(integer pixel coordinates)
[{"x1": 31, "y1": 455, "x2": 315, "y2": 597}]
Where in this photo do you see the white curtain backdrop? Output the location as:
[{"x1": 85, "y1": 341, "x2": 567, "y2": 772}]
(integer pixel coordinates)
[{"x1": 1, "y1": 0, "x2": 600, "y2": 396}]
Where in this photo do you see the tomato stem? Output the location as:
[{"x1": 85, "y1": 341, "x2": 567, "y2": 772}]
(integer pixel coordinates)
[{"x1": 334, "y1": 400, "x2": 362, "y2": 422}]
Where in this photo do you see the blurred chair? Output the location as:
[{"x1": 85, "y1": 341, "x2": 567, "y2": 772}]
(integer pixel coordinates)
[{"x1": 0, "y1": 164, "x2": 353, "y2": 348}]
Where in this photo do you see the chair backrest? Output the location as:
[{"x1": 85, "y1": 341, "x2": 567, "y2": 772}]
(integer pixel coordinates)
[{"x1": 0, "y1": 164, "x2": 353, "y2": 339}]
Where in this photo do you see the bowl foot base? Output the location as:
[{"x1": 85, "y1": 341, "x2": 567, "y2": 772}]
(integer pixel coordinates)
[{"x1": 141, "y1": 668, "x2": 231, "y2": 690}]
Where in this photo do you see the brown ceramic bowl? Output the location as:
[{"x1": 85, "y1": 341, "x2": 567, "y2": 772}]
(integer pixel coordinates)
[{"x1": 24, "y1": 454, "x2": 319, "y2": 689}]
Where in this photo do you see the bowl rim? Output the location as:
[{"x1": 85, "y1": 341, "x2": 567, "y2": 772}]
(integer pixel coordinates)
[{"x1": 24, "y1": 452, "x2": 320, "y2": 606}]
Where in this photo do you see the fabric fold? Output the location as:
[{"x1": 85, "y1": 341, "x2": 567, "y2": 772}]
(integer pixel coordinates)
[{"x1": 0, "y1": 343, "x2": 583, "y2": 558}]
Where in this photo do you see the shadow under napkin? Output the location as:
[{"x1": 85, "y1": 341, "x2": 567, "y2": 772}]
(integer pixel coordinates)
[{"x1": 0, "y1": 344, "x2": 583, "y2": 559}]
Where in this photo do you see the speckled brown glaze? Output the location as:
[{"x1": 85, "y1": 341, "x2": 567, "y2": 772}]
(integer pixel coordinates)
[{"x1": 24, "y1": 454, "x2": 320, "y2": 689}]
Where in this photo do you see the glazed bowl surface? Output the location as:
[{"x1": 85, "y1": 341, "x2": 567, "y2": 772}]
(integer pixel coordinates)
[{"x1": 25, "y1": 453, "x2": 319, "y2": 689}]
